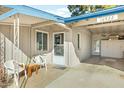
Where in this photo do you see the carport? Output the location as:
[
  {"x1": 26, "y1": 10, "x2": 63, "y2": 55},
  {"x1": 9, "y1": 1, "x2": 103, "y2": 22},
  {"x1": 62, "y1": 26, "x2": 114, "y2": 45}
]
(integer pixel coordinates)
[
  {"x1": 85, "y1": 19, "x2": 124, "y2": 71},
  {"x1": 87, "y1": 19, "x2": 124, "y2": 58},
  {"x1": 66, "y1": 7, "x2": 124, "y2": 71}
]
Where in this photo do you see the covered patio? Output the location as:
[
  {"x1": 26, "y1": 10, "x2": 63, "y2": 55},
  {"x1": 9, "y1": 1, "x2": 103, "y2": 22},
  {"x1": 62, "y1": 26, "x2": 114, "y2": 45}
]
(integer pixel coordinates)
[
  {"x1": 0, "y1": 5, "x2": 70, "y2": 88},
  {"x1": 68, "y1": 8, "x2": 124, "y2": 71}
]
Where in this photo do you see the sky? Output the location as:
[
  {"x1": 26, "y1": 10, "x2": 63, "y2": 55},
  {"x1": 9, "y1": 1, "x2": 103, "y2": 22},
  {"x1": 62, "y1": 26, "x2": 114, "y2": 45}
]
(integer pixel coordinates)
[{"x1": 28, "y1": 5, "x2": 71, "y2": 18}]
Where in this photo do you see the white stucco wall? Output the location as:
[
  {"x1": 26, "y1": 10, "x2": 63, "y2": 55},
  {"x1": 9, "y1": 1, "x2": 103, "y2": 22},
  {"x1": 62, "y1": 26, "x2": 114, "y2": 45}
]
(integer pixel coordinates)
[
  {"x1": 0, "y1": 24, "x2": 92, "y2": 67},
  {"x1": 31, "y1": 27, "x2": 92, "y2": 66},
  {"x1": 101, "y1": 40, "x2": 124, "y2": 58},
  {"x1": 92, "y1": 32, "x2": 124, "y2": 58},
  {"x1": 68, "y1": 27, "x2": 91, "y2": 66}
]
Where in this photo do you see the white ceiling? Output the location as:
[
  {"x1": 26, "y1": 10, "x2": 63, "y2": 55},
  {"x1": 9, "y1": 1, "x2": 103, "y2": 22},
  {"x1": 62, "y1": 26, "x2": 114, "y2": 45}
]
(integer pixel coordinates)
[{"x1": 87, "y1": 23, "x2": 124, "y2": 34}]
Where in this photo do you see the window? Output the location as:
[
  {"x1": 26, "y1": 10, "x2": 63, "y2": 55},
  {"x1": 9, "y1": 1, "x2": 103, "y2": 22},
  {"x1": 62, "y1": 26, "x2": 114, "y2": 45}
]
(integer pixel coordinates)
[
  {"x1": 54, "y1": 33, "x2": 64, "y2": 44},
  {"x1": 77, "y1": 33, "x2": 80, "y2": 50},
  {"x1": 94, "y1": 40, "x2": 100, "y2": 52},
  {"x1": 36, "y1": 31, "x2": 48, "y2": 51}
]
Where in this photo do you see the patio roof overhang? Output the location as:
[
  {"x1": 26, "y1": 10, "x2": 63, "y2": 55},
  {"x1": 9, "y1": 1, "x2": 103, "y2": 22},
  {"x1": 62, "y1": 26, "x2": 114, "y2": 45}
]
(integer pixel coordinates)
[
  {"x1": 0, "y1": 5, "x2": 65, "y2": 23},
  {"x1": 0, "y1": 6, "x2": 71, "y2": 32},
  {"x1": 1, "y1": 5, "x2": 124, "y2": 24}
]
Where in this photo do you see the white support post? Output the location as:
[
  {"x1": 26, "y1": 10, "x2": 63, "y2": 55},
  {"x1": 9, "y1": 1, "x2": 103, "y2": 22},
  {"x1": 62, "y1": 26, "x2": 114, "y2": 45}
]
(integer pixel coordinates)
[
  {"x1": 13, "y1": 14, "x2": 20, "y2": 87},
  {"x1": 14, "y1": 15, "x2": 19, "y2": 50}
]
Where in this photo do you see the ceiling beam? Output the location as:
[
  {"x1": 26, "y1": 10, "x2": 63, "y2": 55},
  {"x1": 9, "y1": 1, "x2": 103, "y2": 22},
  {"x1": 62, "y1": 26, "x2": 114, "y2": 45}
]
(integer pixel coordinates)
[
  {"x1": 32, "y1": 20, "x2": 71, "y2": 30},
  {"x1": 31, "y1": 20, "x2": 55, "y2": 28},
  {"x1": 55, "y1": 23, "x2": 72, "y2": 30}
]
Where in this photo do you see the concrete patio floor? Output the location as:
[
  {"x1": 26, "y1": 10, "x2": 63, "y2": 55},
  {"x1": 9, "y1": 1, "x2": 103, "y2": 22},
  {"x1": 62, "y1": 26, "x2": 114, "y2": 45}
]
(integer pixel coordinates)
[
  {"x1": 19, "y1": 64, "x2": 68, "y2": 88},
  {"x1": 46, "y1": 63, "x2": 124, "y2": 88},
  {"x1": 84, "y1": 56, "x2": 124, "y2": 71},
  {"x1": 20, "y1": 57, "x2": 124, "y2": 88}
]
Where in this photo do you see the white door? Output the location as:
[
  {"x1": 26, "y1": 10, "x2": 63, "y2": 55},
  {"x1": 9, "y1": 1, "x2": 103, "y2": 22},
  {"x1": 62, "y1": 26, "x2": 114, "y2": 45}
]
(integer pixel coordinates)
[{"x1": 53, "y1": 33, "x2": 65, "y2": 65}]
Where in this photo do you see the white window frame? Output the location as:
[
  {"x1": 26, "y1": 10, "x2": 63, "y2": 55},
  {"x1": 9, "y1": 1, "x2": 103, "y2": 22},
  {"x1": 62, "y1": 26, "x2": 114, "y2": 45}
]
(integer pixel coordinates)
[{"x1": 35, "y1": 30, "x2": 49, "y2": 52}]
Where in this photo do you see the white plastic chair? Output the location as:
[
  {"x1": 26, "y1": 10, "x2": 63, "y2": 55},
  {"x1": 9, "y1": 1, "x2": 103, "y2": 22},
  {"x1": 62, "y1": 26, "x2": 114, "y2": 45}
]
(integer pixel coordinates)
[
  {"x1": 32, "y1": 55, "x2": 47, "y2": 71},
  {"x1": 4, "y1": 60, "x2": 27, "y2": 87}
]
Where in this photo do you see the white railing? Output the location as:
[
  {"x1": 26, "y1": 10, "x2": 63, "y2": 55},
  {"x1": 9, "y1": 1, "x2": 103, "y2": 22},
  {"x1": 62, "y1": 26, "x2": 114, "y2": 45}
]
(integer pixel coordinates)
[{"x1": 0, "y1": 32, "x2": 30, "y2": 87}]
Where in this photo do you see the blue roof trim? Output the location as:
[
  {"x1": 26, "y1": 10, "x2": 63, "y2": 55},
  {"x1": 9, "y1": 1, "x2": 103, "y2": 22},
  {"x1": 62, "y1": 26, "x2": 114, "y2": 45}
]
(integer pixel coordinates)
[
  {"x1": 64, "y1": 5, "x2": 124, "y2": 23},
  {"x1": 1, "y1": 5, "x2": 124, "y2": 24},
  {"x1": 0, "y1": 9, "x2": 17, "y2": 21},
  {"x1": 3, "y1": 5, "x2": 65, "y2": 23}
]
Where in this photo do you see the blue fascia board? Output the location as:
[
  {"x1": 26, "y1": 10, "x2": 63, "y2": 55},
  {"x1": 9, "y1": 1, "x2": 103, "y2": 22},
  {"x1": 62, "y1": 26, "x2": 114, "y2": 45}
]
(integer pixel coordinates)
[
  {"x1": 64, "y1": 5, "x2": 124, "y2": 23},
  {"x1": 0, "y1": 9, "x2": 18, "y2": 21},
  {"x1": 2, "y1": 5, "x2": 124, "y2": 24},
  {"x1": 4, "y1": 5, "x2": 65, "y2": 23}
]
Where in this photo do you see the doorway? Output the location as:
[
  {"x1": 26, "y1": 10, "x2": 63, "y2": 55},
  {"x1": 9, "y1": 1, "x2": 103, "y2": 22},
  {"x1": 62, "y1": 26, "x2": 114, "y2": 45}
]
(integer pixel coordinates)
[{"x1": 53, "y1": 32, "x2": 65, "y2": 65}]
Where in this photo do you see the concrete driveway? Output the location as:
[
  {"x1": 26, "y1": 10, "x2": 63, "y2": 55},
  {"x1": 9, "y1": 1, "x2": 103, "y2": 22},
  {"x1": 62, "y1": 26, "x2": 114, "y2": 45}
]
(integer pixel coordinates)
[{"x1": 46, "y1": 63, "x2": 124, "y2": 88}]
